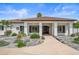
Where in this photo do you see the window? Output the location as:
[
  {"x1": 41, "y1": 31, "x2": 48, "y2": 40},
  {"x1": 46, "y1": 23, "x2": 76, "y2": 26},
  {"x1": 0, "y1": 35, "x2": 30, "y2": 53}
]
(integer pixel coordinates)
[
  {"x1": 29, "y1": 25, "x2": 39, "y2": 33},
  {"x1": 0, "y1": 25, "x2": 4, "y2": 30},
  {"x1": 58, "y1": 25, "x2": 65, "y2": 33}
]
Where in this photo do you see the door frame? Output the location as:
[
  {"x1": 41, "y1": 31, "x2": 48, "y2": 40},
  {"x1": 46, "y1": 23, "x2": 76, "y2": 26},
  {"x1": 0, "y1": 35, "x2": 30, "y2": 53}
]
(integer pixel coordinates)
[{"x1": 42, "y1": 26, "x2": 49, "y2": 35}]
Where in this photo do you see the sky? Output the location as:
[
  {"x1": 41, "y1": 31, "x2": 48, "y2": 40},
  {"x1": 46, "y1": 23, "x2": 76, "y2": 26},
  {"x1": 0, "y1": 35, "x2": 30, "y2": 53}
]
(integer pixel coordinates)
[{"x1": 0, "y1": 3, "x2": 79, "y2": 20}]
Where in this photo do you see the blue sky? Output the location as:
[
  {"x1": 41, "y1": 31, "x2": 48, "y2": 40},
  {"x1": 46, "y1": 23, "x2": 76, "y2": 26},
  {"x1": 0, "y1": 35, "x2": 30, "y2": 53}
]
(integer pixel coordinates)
[{"x1": 0, "y1": 3, "x2": 79, "y2": 20}]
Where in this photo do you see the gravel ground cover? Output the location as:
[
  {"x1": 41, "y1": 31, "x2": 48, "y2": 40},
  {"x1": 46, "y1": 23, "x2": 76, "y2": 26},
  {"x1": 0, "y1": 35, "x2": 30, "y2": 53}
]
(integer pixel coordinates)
[
  {"x1": 0, "y1": 36, "x2": 44, "y2": 48},
  {"x1": 56, "y1": 36, "x2": 79, "y2": 51}
]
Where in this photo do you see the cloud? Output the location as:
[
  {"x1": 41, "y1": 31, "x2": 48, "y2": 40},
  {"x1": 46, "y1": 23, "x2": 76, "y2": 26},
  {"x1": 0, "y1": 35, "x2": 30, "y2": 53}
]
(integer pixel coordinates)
[
  {"x1": 0, "y1": 6, "x2": 29, "y2": 19},
  {"x1": 51, "y1": 4, "x2": 79, "y2": 19},
  {"x1": 54, "y1": 4, "x2": 62, "y2": 12}
]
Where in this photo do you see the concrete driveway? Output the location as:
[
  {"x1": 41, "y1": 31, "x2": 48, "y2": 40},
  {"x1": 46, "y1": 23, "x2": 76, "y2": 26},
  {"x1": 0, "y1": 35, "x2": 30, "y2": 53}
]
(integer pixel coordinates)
[{"x1": 0, "y1": 36, "x2": 79, "y2": 55}]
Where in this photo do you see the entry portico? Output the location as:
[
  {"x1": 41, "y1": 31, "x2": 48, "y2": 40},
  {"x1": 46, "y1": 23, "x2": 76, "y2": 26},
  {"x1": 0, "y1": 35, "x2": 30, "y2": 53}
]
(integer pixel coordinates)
[{"x1": 23, "y1": 21, "x2": 74, "y2": 36}]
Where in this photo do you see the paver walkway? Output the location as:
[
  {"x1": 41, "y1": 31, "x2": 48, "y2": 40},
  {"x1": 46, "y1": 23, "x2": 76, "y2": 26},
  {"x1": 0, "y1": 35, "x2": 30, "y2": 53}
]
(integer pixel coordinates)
[{"x1": 0, "y1": 36, "x2": 79, "y2": 55}]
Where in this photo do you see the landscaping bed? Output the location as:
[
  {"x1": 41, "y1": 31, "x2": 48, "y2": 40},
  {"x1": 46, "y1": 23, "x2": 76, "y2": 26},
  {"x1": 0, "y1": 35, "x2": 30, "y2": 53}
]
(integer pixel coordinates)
[
  {"x1": 56, "y1": 35, "x2": 79, "y2": 51},
  {"x1": 0, "y1": 33, "x2": 45, "y2": 48}
]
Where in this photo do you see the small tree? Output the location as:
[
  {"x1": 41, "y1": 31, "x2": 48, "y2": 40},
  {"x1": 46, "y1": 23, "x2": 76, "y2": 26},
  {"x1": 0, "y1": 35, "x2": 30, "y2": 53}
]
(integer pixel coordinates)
[
  {"x1": 37, "y1": 13, "x2": 42, "y2": 18},
  {"x1": 73, "y1": 22, "x2": 79, "y2": 33},
  {"x1": 1, "y1": 20, "x2": 11, "y2": 31}
]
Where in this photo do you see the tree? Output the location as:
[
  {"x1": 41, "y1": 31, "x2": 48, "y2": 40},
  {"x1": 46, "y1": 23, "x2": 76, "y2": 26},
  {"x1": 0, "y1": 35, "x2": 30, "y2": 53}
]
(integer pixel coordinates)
[
  {"x1": 37, "y1": 13, "x2": 42, "y2": 17},
  {"x1": 1, "y1": 20, "x2": 11, "y2": 31},
  {"x1": 73, "y1": 22, "x2": 79, "y2": 33}
]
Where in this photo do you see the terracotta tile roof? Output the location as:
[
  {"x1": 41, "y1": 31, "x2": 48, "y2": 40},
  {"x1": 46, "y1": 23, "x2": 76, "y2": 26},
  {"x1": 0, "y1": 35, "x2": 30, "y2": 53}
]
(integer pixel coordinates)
[{"x1": 11, "y1": 17, "x2": 77, "y2": 22}]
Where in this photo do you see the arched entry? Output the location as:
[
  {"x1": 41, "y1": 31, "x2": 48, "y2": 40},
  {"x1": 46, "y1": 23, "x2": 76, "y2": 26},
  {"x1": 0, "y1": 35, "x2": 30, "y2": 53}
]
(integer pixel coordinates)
[{"x1": 42, "y1": 26, "x2": 49, "y2": 34}]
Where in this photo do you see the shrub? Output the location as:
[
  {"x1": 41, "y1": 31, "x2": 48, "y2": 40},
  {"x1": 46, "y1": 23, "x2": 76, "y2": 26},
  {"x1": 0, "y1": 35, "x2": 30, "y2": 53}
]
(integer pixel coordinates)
[
  {"x1": 71, "y1": 34, "x2": 75, "y2": 37},
  {"x1": 0, "y1": 40, "x2": 9, "y2": 47},
  {"x1": 73, "y1": 37, "x2": 79, "y2": 44},
  {"x1": 21, "y1": 32, "x2": 26, "y2": 37},
  {"x1": 16, "y1": 40, "x2": 26, "y2": 48},
  {"x1": 74, "y1": 37, "x2": 79, "y2": 41},
  {"x1": 20, "y1": 32, "x2": 26, "y2": 37},
  {"x1": 30, "y1": 33, "x2": 40, "y2": 39},
  {"x1": 17, "y1": 34, "x2": 23, "y2": 40},
  {"x1": 4, "y1": 30, "x2": 12, "y2": 36},
  {"x1": 11, "y1": 33, "x2": 17, "y2": 36},
  {"x1": 73, "y1": 40, "x2": 79, "y2": 44}
]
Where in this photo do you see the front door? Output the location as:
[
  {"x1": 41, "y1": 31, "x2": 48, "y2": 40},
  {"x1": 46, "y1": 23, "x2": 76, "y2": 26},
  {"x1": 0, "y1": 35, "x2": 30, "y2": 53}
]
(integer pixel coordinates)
[
  {"x1": 42, "y1": 26, "x2": 49, "y2": 34},
  {"x1": 20, "y1": 26, "x2": 24, "y2": 32}
]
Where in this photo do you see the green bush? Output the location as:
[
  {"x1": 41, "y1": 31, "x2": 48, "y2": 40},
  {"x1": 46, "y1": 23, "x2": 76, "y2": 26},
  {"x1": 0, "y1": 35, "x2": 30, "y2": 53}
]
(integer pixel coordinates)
[
  {"x1": 73, "y1": 37, "x2": 79, "y2": 44},
  {"x1": 11, "y1": 33, "x2": 17, "y2": 36},
  {"x1": 30, "y1": 33, "x2": 40, "y2": 39},
  {"x1": 16, "y1": 40, "x2": 26, "y2": 48},
  {"x1": 0, "y1": 40, "x2": 9, "y2": 47},
  {"x1": 74, "y1": 37, "x2": 79, "y2": 41},
  {"x1": 73, "y1": 40, "x2": 79, "y2": 44},
  {"x1": 4, "y1": 30, "x2": 12, "y2": 36}
]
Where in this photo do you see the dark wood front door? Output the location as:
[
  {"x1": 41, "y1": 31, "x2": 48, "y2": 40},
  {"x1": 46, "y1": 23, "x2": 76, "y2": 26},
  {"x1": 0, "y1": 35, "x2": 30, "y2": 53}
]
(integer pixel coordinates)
[
  {"x1": 42, "y1": 26, "x2": 49, "y2": 34},
  {"x1": 20, "y1": 26, "x2": 24, "y2": 32}
]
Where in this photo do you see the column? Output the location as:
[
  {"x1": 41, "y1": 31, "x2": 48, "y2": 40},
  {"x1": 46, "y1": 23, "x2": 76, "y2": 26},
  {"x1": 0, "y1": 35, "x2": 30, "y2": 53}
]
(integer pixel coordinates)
[
  {"x1": 39, "y1": 23, "x2": 42, "y2": 37},
  {"x1": 24, "y1": 22, "x2": 28, "y2": 35},
  {"x1": 52, "y1": 23, "x2": 54, "y2": 36},
  {"x1": 69, "y1": 23, "x2": 73, "y2": 35},
  {"x1": 65, "y1": 25, "x2": 68, "y2": 36},
  {"x1": 54, "y1": 23, "x2": 57, "y2": 36}
]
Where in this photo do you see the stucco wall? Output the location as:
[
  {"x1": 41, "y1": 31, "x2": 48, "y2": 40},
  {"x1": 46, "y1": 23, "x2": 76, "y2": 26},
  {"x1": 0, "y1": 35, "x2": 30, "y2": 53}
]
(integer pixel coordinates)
[{"x1": 11, "y1": 23, "x2": 24, "y2": 34}]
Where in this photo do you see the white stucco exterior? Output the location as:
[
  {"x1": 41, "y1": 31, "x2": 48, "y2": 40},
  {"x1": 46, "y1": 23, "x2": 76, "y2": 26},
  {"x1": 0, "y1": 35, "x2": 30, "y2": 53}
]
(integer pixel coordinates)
[{"x1": 0, "y1": 20, "x2": 75, "y2": 36}]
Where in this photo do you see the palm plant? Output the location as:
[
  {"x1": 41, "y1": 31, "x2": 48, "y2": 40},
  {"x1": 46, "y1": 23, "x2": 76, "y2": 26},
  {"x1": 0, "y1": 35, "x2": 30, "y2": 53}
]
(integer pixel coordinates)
[{"x1": 37, "y1": 13, "x2": 42, "y2": 18}]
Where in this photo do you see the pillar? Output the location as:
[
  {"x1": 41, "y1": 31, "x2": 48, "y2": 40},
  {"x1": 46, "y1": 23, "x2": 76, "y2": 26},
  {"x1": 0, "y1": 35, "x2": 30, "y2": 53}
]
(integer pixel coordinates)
[
  {"x1": 24, "y1": 22, "x2": 28, "y2": 35},
  {"x1": 69, "y1": 23, "x2": 73, "y2": 35},
  {"x1": 54, "y1": 23, "x2": 57, "y2": 36},
  {"x1": 39, "y1": 23, "x2": 42, "y2": 37},
  {"x1": 65, "y1": 25, "x2": 68, "y2": 36}
]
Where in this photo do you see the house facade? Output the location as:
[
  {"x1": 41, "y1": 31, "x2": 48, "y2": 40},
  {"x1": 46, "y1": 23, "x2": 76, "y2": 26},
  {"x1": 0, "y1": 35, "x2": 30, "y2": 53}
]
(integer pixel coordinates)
[{"x1": 0, "y1": 17, "x2": 76, "y2": 36}]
